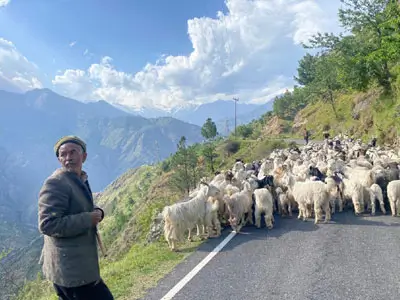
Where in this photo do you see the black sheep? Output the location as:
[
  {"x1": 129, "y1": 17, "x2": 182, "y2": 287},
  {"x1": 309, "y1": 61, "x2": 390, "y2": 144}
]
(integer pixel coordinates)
[{"x1": 308, "y1": 166, "x2": 326, "y2": 182}]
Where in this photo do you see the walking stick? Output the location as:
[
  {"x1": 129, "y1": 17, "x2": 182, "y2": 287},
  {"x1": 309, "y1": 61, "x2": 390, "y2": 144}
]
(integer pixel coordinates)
[{"x1": 96, "y1": 229, "x2": 107, "y2": 258}]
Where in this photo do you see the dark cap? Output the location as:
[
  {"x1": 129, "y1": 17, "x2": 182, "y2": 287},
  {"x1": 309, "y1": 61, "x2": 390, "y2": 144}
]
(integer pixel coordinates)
[{"x1": 54, "y1": 135, "x2": 86, "y2": 157}]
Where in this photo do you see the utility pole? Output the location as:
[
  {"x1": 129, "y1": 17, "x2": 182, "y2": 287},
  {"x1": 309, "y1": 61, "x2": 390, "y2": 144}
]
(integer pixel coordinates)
[
  {"x1": 155, "y1": 140, "x2": 160, "y2": 163},
  {"x1": 225, "y1": 119, "x2": 230, "y2": 136},
  {"x1": 233, "y1": 97, "x2": 239, "y2": 137}
]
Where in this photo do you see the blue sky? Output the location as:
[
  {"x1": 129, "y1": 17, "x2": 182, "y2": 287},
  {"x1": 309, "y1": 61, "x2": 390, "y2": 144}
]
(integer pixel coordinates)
[{"x1": 0, "y1": 0, "x2": 342, "y2": 110}]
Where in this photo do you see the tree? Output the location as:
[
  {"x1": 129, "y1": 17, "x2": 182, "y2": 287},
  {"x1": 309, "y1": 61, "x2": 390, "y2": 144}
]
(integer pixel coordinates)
[
  {"x1": 170, "y1": 136, "x2": 199, "y2": 195},
  {"x1": 294, "y1": 53, "x2": 319, "y2": 85},
  {"x1": 201, "y1": 142, "x2": 218, "y2": 173},
  {"x1": 236, "y1": 124, "x2": 253, "y2": 139},
  {"x1": 308, "y1": 54, "x2": 342, "y2": 118},
  {"x1": 201, "y1": 118, "x2": 218, "y2": 140},
  {"x1": 305, "y1": 0, "x2": 398, "y2": 91}
]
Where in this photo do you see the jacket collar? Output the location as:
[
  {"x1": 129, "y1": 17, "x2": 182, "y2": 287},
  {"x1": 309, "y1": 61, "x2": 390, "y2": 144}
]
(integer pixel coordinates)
[{"x1": 53, "y1": 168, "x2": 94, "y2": 203}]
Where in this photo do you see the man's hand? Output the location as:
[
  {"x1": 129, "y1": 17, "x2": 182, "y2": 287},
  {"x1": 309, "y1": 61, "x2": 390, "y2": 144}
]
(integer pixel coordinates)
[{"x1": 91, "y1": 210, "x2": 103, "y2": 226}]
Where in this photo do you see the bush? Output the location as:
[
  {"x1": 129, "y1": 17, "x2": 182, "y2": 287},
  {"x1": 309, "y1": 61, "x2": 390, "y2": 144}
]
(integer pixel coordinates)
[
  {"x1": 161, "y1": 160, "x2": 171, "y2": 172},
  {"x1": 224, "y1": 140, "x2": 240, "y2": 155},
  {"x1": 236, "y1": 124, "x2": 253, "y2": 139}
]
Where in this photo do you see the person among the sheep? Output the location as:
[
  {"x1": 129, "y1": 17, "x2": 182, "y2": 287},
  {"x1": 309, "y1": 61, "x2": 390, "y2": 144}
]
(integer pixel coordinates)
[
  {"x1": 38, "y1": 135, "x2": 114, "y2": 300},
  {"x1": 303, "y1": 128, "x2": 310, "y2": 145},
  {"x1": 323, "y1": 130, "x2": 330, "y2": 140}
]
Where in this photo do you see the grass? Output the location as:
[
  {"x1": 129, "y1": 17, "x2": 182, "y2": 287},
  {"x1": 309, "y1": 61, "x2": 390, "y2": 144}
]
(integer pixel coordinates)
[
  {"x1": 17, "y1": 241, "x2": 201, "y2": 300},
  {"x1": 284, "y1": 89, "x2": 400, "y2": 144}
]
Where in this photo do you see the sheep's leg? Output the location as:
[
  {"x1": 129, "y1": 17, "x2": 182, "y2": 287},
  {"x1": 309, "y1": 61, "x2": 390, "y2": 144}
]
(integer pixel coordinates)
[
  {"x1": 379, "y1": 199, "x2": 386, "y2": 214},
  {"x1": 265, "y1": 213, "x2": 273, "y2": 229},
  {"x1": 396, "y1": 198, "x2": 400, "y2": 217},
  {"x1": 278, "y1": 202, "x2": 283, "y2": 215},
  {"x1": 298, "y1": 203, "x2": 305, "y2": 220},
  {"x1": 188, "y1": 228, "x2": 193, "y2": 242},
  {"x1": 214, "y1": 216, "x2": 222, "y2": 237},
  {"x1": 314, "y1": 206, "x2": 323, "y2": 224},
  {"x1": 254, "y1": 207, "x2": 261, "y2": 228},
  {"x1": 370, "y1": 195, "x2": 376, "y2": 216},
  {"x1": 338, "y1": 196, "x2": 344, "y2": 213},
  {"x1": 389, "y1": 199, "x2": 396, "y2": 217},
  {"x1": 330, "y1": 198, "x2": 336, "y2": 215},
  {"x1": 247, "y1": 207, "x2": 254, "y2": 225},
  {"x1": 306, "y1": 205, "x2": 312, "y2": 219},
  {"x1": 288, "y1": 201, "x2": 292, "y2": 217},
  {"x1": 171, "y1": 239, "x2": 178, "y2": 251},
  {"x1": 323, "y1": 202, "x2": 331, "y2": 223}
]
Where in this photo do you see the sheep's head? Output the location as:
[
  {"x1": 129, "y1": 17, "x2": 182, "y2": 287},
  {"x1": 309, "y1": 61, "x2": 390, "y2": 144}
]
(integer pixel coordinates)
[
  {"x1": 257, "y1": 175, "x2": 274, "y2": 189},
  {"x1": 224, "y1": 170, "x2": 234, "y2": 182},
  {"x1": 204, "y1": 183, "x2": 221, "y2": 198}
]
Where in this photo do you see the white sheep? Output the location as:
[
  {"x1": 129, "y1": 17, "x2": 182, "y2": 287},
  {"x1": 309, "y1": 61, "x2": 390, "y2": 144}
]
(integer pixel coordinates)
[
  {"x1": 368, "y1": 183, "x2": 386, "y2": 215},
  {"x1": 162, "y1": 182, "x2": 221, "y2": 251},
  {"x1": 204, "y1": 196, "x2": 222, "y2": 238},
  {"x1": 292, "y1": 180, "x2": 337, "y2": 224},
  {"x1": 275, "y1": 187, "x2": 292, "y2": 217},
  {"x1": 253, "y1": 188, "x2": 274, "y2": 229},
  {"x1": 387, "y1": 180, "x2": 400, "y2": 217},
  {"x1": 224, "y1": 180, "x2": 256, "y2": 233}
]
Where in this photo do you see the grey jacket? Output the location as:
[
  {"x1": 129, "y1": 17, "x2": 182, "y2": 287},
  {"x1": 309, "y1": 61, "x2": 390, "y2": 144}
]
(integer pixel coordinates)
[{"x1": 38, "y1": 168, "x2": 104, "y2": 288}]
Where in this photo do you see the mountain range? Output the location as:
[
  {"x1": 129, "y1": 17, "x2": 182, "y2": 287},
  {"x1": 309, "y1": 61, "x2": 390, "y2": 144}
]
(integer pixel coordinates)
[
  {"x1": 113, "y1": 99, "x2": 274, "y2": 133},
  {"x1": 0, "y1": 88, "x2": 202, "y2": 226}
]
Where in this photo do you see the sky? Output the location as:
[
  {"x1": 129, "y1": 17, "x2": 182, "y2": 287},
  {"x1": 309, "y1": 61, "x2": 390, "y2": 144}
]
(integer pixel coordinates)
[{"x1": 0, "y1": 0, "x2": 343, "y2": 110}]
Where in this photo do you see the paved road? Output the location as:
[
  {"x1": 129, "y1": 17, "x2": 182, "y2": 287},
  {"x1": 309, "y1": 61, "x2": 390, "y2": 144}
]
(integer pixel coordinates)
[{"x1": 142, "y1": 211, "x2": 400, "y2": 300}]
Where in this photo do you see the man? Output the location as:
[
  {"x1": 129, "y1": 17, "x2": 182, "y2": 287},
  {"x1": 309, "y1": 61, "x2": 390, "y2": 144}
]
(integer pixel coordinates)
[
  {"x1": 303, "y1": 128, "x2": 310, "y2": 145},
  {"x1": 38, "y1": 135, "x2": 114, "y2": 300}
]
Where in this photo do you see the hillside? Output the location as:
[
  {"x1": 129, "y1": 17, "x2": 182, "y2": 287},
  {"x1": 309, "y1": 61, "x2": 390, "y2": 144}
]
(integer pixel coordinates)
[{"x1": 257, "y1": 88, "x2": 399, "y2": 145}]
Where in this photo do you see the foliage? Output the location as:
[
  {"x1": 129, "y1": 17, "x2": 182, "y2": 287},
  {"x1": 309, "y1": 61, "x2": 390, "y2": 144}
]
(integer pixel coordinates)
[
  {"x1": 201, "y1": 118, "x2": 218, "y2": 140},
  {"x1": 273, "y1": 87, "x2": 311, "y2": 119},
  {"x1": 169, "y1": 136, "x2": 203, "y2": 195},
  {"x1": 235, "y1": 123, "x2": 254, "y2": 139},
  {"x1": 201, "y1": 141, "x2": 218, "y2": 173},
  {"x1": 224, "y1": 140, "x2": 240, "y2": 155}
]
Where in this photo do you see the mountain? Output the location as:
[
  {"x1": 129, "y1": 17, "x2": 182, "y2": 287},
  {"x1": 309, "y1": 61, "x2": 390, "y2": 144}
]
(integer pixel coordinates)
[
  {"x1": 113, "y1": 99, "x2": 275, "y2": 128},
  {"x1": 214, "y1": 100, "x2": 275, "y2": 135},
  {"x1": 0, "y1": 88, "x2": 203, "y2": 229}
]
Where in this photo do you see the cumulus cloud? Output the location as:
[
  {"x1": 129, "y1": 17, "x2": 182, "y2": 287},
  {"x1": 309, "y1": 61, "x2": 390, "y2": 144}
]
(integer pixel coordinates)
[
  {"x1": 0, "y1": 38, "x2": 43, "y2": 92},
  {"x1": 14, "y1": 0, "x2": 341, "y2": 109},
  {"x1": 0, "y1": 0, "x2": 10, "y2": 7}
]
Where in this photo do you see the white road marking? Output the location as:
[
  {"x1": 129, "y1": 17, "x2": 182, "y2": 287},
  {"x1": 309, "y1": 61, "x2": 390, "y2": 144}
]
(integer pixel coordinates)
[{"x1": 160, "y1": 231, "x2": 237, "y2": 300}]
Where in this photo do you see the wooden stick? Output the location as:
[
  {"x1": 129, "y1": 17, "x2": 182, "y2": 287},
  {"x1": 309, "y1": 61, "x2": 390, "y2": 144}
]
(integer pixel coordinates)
[{"x1": 96, "y1": 230, "x2": 107, "y2": 258}]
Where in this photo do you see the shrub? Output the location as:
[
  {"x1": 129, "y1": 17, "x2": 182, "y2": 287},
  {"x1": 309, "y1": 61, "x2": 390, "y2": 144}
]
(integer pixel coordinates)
[{"x1": 224, "y1": 140, "x2": 240, "y2": 155}]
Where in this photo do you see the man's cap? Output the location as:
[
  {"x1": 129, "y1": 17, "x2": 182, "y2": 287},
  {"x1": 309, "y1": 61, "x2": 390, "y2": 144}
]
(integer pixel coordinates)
[{"x1": 54, "y1": 135, "x2": 87, "y2": 157}]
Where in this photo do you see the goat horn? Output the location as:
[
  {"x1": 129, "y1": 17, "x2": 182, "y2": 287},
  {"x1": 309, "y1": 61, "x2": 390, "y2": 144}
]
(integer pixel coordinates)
[{"x1": 200, "y1": 181, "x2": 209, "y2": 186}]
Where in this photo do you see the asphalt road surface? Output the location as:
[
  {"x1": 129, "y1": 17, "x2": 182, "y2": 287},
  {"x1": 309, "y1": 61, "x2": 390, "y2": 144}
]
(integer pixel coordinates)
[{"x1": 142, "y1": 211, "x2": 400, "y2": 300}]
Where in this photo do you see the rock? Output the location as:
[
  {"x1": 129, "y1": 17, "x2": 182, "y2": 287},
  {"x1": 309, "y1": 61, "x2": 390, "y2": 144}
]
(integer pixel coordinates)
[{"x1": 146, "y1": 212, "x2": 164, "y2": 244}]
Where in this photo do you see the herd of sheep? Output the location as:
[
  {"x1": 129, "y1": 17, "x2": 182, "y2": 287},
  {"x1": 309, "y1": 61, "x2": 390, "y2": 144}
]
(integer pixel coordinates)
[{"x1": 162, "y1": 135, "x2": 400, "y2": 251}]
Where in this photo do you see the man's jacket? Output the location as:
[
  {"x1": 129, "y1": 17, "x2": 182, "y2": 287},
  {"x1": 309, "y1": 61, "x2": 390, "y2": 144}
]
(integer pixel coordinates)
[{"x1": 38, "y1": 168, "x2": 103, "y2": 288}]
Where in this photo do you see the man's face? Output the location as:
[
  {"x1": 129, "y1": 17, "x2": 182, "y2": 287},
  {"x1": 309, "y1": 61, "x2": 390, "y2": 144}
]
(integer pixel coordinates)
[{"x1": 58, "y1": 143, "x2": 87, "y2": 174}]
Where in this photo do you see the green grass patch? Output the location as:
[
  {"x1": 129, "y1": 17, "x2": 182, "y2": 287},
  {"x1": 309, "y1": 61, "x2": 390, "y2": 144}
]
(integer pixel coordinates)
[{"x1": 16, "y1": 241, "x2": 201, "y2": 300}]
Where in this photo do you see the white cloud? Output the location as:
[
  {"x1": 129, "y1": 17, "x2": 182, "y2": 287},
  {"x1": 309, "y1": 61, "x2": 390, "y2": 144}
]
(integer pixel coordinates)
[
  {"x1": 3, "y1": 0, "x2": 342, "y2": 109},
  {"x1": 69, "y1": 41, "x2": 77, "y2": 47},
  {"x1": 0, "y1": 0, "x2": 10, "y2": 7},
  {"x1": 0, "y1": 38, "x2": 43, "y2": 92}
]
